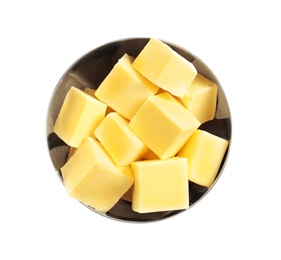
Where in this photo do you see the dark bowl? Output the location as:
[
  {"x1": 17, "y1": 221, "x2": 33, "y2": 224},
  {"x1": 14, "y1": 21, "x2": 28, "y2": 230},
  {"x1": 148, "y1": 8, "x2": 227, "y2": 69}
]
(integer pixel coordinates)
[{"x1": 46, "y1": 38, "x2": 232, "y2": 223}]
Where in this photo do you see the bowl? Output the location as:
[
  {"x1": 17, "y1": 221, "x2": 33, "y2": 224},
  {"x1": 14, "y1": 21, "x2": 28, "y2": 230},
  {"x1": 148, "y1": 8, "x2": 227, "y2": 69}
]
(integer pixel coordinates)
[{"x1": 46, "y1": 38, "x2": 232, "y2": 223}]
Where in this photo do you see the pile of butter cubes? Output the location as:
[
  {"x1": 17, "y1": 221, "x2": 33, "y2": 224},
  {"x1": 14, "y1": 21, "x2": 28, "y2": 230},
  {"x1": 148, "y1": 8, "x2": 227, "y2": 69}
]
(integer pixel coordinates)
[{"x1": 54, "y1": 38, "x2": 228, "y2": 213}]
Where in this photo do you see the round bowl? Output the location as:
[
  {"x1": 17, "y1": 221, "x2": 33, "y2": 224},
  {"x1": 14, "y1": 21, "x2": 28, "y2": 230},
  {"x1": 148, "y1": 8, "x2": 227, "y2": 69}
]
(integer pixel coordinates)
[{"x1": 46, "y1": 38, "x2": 232, "y2": 223}]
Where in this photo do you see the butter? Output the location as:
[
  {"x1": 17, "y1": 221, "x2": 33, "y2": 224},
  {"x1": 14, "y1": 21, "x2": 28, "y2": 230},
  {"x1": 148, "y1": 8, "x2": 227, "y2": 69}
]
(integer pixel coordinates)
[
  {"x1": 94, "y1": 112, "x2": 149, "y2": 166},
  {"x1": 95, "y1": 53, "x2": 159, "y2": 120},
  {"x1": 84, "y1": 87, "x2": 114, "y2": 115},
  {"x1": 129, "y1": 92, "x2": 201, "y2": 159},
  {"x1": 132, "y1": 38, "x2": 197, "y2": 98},
  {"x1": 61, "y1": 137, "x2": 134, "y2": 212},
  {"x1": 54, "y1": 86, "x2": 107, "y2": 148},
  {"x1": 55, "y1": 38, "x2": 227, "y2": 215},
  {"x1": 179, "y1": 74, "x2": 217, "y2": 123},
  {"x1": 131, "y1": 157, "x2": 189, "y2": 213},
  {"x1": 178, "y1": 130, "x2": 228, "y2": 187}
]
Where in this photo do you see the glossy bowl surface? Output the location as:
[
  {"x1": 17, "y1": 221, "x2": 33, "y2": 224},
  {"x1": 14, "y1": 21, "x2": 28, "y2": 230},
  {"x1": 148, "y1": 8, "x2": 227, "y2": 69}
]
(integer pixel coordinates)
[{"x1": 46, "y1": 38, "x2": 232, "y2": 222}]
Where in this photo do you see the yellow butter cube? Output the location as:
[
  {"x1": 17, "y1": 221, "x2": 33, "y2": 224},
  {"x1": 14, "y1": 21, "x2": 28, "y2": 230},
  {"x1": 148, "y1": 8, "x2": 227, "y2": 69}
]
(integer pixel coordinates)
[
  {"x1": 129, "y1": 92, "x2": 201, "y2": 159},
  {"x1": 179, "y1": 74, "x2": 217, "y2": 123},
  {"x1": 61, "y1": 137, "x2": 134, "y2": 212},
  {"x1": 94, "y1": 112, "x2": 149, "y2": 166},
  {"x1": 84, "y1": 87, "x2": 114, "y2": 115},
  {"x1": 54, "y1": 86, "x2": 107, "y2": 148},
  {"x1": 131, "y1": 157, "x2": 189, "y2": 213},
  {"x1": 132, "y1": 38, "x2": 197, "y2": 98},
  {"x1": 95, "y1": 53, "x2": 159, "y2": 120},
  {"x1": 178, "y1": 130, "x2": 228, "y2": 187}
]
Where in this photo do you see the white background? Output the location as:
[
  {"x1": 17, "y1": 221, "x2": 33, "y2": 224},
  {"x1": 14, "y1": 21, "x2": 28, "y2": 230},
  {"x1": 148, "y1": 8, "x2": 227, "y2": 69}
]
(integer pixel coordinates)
[{"x1": 1, "y1": 0, "x2": 280, "y2": 259}]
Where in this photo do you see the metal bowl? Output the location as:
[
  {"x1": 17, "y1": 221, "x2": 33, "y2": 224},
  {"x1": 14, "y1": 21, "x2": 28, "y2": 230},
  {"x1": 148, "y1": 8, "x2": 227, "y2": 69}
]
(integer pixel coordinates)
[{"x1": 46, "y1": 38, "x2": 232, "y2": 223}]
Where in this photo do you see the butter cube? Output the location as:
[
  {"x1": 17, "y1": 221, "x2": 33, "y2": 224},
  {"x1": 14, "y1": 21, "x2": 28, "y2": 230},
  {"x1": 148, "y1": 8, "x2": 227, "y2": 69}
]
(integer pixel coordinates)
[
  {"x1": 178, "y1": 130, "x2": 228, "y2": 187},
  {"x1": 61, "y1": 137, "x2": 134, "y2": 212},
  {"x1": 131, "y1": 157, "x2": 189, "y2": 213},
  {"x1": 94, "y1": 112, "x2": 149, "y2": 166},
  {"x1": 95, "y1": 54, "x2": 159, "y2": 120},
  {"x1": 179, "y1": 74, "x2": 217, "y2": 123},
  {"x1": 129, "y1": 92, "x2": 201, "y2": 159},
  {"x1": 132, "y1": 38, "x2": 197, "y2": 98},
  {"x1": 84, "y1": 88, "x2": 114, "y2": 115},
  {"x1": 54, "y1": 86, "x2": 107, "y2": 148}
]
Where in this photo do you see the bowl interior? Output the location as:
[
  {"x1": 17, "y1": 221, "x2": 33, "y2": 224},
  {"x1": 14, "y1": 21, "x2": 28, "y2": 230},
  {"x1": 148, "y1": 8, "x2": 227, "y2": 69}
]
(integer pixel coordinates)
[{"x1": 46, "y1": 38, "x2": 231, "y2": 222}]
